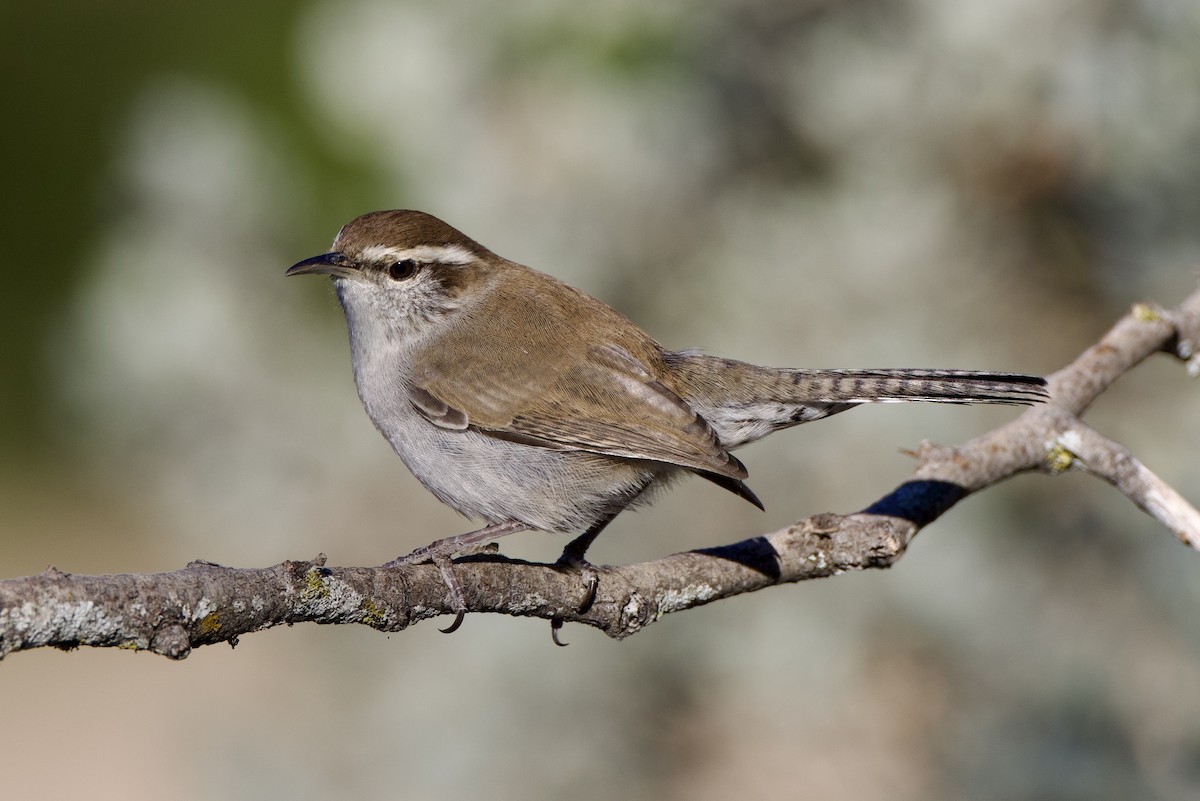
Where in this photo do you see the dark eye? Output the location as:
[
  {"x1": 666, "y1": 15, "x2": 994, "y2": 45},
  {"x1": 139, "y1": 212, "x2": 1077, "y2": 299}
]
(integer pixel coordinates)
[{"x1": 388, "y1": 259, "x2": 419, "y2": 281}]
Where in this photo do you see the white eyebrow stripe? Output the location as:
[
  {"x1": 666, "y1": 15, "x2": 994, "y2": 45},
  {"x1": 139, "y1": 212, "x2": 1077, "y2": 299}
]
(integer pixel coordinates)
[{"x1": 360, "y1": 244, "x2": 477, "y2": 265}]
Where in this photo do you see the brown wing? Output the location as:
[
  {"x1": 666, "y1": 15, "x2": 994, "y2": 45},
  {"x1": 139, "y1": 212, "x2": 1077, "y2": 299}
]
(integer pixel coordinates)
[
  {"x1": 407, "y1": 268, "x2": 747, "y2": 482},
  {"x1": 510, "y1": 343, "x2": 749, "y2": 478},
  {"x1": 414, "y1": 342, "x2": 746, "y2": 480}
]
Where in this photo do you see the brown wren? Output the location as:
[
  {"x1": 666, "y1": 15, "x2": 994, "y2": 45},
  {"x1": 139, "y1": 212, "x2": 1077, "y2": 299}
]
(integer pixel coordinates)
[{"x1": 288, "y1": 210, "x2": 1047, "y2": 633}]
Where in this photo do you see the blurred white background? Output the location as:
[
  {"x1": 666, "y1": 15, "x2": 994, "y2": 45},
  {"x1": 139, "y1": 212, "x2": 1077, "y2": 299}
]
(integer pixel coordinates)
[{"x1": 2, "y1": 2, "x2": 1198, "y2": 799}]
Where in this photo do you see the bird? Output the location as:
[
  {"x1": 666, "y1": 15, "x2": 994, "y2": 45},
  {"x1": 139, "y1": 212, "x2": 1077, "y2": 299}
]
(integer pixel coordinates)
[{"x1": 288, "y1": 209, "x2": 1047, "y2": 634}]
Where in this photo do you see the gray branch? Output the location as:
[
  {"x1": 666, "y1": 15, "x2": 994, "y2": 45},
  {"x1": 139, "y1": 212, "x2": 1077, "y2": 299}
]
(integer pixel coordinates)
[{"x1": 2, "y1": 286, "x2": 1197, "y2": 660}]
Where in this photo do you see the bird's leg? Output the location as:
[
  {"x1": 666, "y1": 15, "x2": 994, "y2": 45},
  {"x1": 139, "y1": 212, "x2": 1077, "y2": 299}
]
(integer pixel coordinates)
[
  {"x1": 384, "y1": 520, "x2": 529, "y2": 633},
  {"x1": 549, "y1": 513, "x2": 622, "y2": 646},
  {"x1": 557, "y1": 517, "x2": 613, "y2": 575}
]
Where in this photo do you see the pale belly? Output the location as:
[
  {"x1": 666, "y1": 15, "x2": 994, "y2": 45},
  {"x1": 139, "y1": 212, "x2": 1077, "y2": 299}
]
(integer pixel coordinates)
[{"x1": 375, "y1": 409, "x2": 663, "y2": 533}]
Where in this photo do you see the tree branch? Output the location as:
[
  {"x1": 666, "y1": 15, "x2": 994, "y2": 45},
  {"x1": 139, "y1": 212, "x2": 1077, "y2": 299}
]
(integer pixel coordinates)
[{"x1": 2, "y1": 286, "x2": 1197, "y2": 659}]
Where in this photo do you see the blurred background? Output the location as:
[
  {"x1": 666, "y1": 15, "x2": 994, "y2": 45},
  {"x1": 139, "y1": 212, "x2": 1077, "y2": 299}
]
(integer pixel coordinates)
[{"x1": 2, "y1": 1, "x2": 1199, "y2": 799}]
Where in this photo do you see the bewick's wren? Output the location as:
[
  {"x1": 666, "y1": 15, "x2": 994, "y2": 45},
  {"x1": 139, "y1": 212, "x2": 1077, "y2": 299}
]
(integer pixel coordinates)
[{"x1": 289, "y1": 210, "x2": 1047, "y2": 632}]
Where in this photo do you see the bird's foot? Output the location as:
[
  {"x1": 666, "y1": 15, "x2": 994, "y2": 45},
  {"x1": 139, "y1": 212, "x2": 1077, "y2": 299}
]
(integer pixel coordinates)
[
  {"x1": 384, "y1": 549, "x2": 468, "y2": 633},
  {"x1": 549, "y1": 550, "x2": 602, "y2": 647},
  {"x1": 383, "y1": 521, "x2": 528, "y2": 634}
]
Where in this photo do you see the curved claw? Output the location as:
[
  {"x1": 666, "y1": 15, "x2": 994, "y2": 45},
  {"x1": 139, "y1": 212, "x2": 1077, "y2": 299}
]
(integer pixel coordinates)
[
  {"x1": 431, "y1": 553, "x2": 467, "y2": 634},
  {"x1": 577, "y1": 566, "x2": 600, "y2": 613},
  {"x1": 440, "y1": 609, "x2": 466, "y2": 635},
  {"x1": 548, "y1": 560, "x2": 603, "y2": 646},
  {"x1": 554, "y1": 558, "x2": 600, "y2": 614},
  {"x1": 550, "y1": 617, "x2": 569, "y2": 647}
]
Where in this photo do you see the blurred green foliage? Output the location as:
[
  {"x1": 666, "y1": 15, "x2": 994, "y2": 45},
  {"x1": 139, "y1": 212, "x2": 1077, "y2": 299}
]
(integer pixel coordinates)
[{"x1": 0, "y1": 1, "x2": 381, "y2": 450}]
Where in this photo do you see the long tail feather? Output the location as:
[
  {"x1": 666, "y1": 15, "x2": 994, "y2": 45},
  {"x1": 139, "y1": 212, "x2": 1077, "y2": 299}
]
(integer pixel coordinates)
[{"x1": 773, "y1": 368, "x2": 1049, "y2": 405}]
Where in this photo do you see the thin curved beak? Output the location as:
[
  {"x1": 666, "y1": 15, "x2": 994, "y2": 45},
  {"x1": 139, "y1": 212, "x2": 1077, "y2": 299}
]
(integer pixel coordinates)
[{"x1": 286, "y1": 252, "x2": 357, "y2": 278}]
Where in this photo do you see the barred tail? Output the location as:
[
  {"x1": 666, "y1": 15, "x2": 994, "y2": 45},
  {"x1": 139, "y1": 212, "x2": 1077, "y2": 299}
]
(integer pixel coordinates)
[
  {"x1": 667, "y1": 353, "x2": 1049, "y2": 449},
  {"x1": 775, "y1": 368, "x2": 1049, "y2": 405}
]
